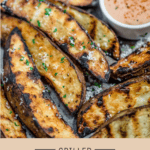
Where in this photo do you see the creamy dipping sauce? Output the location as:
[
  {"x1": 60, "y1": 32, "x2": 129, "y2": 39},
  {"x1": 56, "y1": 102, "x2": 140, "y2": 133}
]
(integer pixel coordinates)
[{"x1": 105, "y1": 0, "x2": 150, "y2": 25}]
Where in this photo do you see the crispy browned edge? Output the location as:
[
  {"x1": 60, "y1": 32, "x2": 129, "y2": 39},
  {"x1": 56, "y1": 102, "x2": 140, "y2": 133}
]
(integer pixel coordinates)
[
  {"x1": 110, "y1": 42, "x2": 150, "y2": 82},
  {"x1": 51, "y1": 0, "x2": 120, "y2": 60},
  {"x1": 0, "y1": 130, "x2": 5, "y2": 138},
  {"x1": 77, "y1": 75, "x2": 150, "y2": 136},
  {"x1": 1, "y1": 13, "x2": 86, "y2": 115},
  {"x1": 3, "y1": 27, "x2": 78, "y2": 138},
  {"x1": 59, "y1": 0, "x2": 93, "y2": 7},
  {"x1": 91, "y1": 105, "x2": 150, "y2": 138},
  {"x1": 0, "y1": 0, "x2": 110, "y2": 83}
]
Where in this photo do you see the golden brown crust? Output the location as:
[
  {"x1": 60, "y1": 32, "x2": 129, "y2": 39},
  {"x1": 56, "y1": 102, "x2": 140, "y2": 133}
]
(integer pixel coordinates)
[
  {"x1": 1, "y1": 13, "x2": 86, "y2": 114},
  {"x1": 92, "y1": 107, "x2": 150, "y2": 138},
  {"x1": 3, "y1": 27, "x2": 78, "y2": 138},
  {"x1": 0, "y1": 87, "x2": 26, "y2": 138},
  {"x1": 110, "y1": 42, "x2": 150, "y2": 81},
  {"x1": 77, "y1": 75, "x2": 150, "y2": 136},
  {"x1": 1, "y1": 0, "x2": 110, "y2": 82},
  {"x1": 48, "y1": 0, "x2": 120, "y2": 60}
]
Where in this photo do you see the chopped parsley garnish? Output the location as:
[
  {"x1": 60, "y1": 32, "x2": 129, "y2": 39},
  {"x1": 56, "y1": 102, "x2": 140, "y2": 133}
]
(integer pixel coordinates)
[
  {"x1": 82, "y1": 42, "x2": 84, "y2": 45},
  {"x1": 30, "y1": 67, "x2": 33, "y2": 71},
  {"x1": 30, "y1": 19, "x2": 32, "y2": 22},
  {"x1": 1, "y1": 84, "x2": 3, "y2": 87},
  {"x1": 62, "y1": 86, "x2": 65, "y2": 88},
  {"x1": 92, "y1": 89, "x2": 94, "y2": 91},
  {"x1": 72, "y1": 29, "x2": 74, "y2": 31},
  {"x1": 26, "y1": 59, "x2": 30, "y2": 66},
  {"x1": 86, "y1": 72, "x2": 89, "y2": 75},
  {"x1": 20, "y1": 56, "x2": 24, "y2": 61},
  {"x1": 6, "y1": 129, "x2": 9, "y2": 131},
  {"x1": 70, "y1": 37, "x2": 74, "y2": 40},
  {"x1": 103, "y1": 35, "x2": 106, "y2": 37},
  {"x1": 18, "y1": 47, "x2": 20, "y2": 50},
  {"x1": 64, "y1": 9, "x2": 66, "y2": 13},
  {"x1": 83, "y1": 46, "x2": 86, "y2": 49},
  {"x1": 53, "y1": 28, "x2": 57, "y2": 33},
  {"x1": 99, "y1": 38, "x2": 101, "y2": 40},
  {"x1": 91, "y1": 42, "x2": 93, "y2": 45},
  {"x1": 45, "y1": 8, "x2": 51, "y2": 16},
  {"x1": 32, "y1": 39, "x2": 35, "y2": 44},
  {"x1": 48, "y1": 90, "x2": 50, "y2": 93},
  {"x1": 63, "y1": 94, "x2": 66, "y2": 98},
  {"x1": 66, "y1": 104, "x2": 68, "y2": 106},
  {"x1": 105, "y1": 51, "x2": 108, "y2": 54},
  {"x1": 122, "y1": 49, "x2": 124, "y2": 51},
  {"x1": 39, "y1": 0, "x2": 44, "y2": 2},
  {"x1": 9, "y1": 111, "x2": 12, "y2": 114},
  {"x1": 94, "y1": 82, "x2": 101, "y2": 88},
  {"x1": 55, "y1": 73, "x2": 58, "y2": 76},
  {"x1": 37, "y1": 3, "x2": 41, "y2": 7},
  {"x1": 37, "y1": 20, "x2": 41, "y2": 27},
  {"x1": 50, "y1": 55, "x2": 53, "y2": 57},
  {"x1": 95, "y1": 47, "x2": 97, "y2": 49},
  {"x1": 42, "y1": 63, "x2": 48, "y2": 72},
  {"x1": 130, "y1": 46, "x2": 135, "y2": 49},
  {"x1": 115, "y1": 6, "x2": 118, "y2": 10},
  {"x1": 70, "y1": 43, "x2": 74, "y2": 47},
  {"x1": 14, "y1": 122, "x2": 19, "y2": 126},
  {"x1": 60, "y1": 57, "x2": 65, "y2": 63},
  {"x1": 108, "y1": 40, "x2": 110, "y2": 42},
  {"x1": 145, "y1": 33, "x2": 148, "y2": 35},
  {"x1": 28, "y1": 54, "x2": 31, "y2": 57}
]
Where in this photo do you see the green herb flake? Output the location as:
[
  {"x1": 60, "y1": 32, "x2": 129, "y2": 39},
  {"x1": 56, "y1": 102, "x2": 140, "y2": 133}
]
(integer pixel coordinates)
[
  {"x1": 122, "y1": 49, "x2": 124, "y2": 51},
  {"x1": 145, "y1": 33, "x2": 148, "y2": 35},
  {"x1": 82, "y1": 42, "x2": 84, "y2": 45},
  {"x1": 20, "y1": 56, "x2": 24, "y2": 61},
  {"x1": 64, "y1": 9, "x2": 66, "y2": 13},
  {"x1": 1, "y1": 84, "x2": 3, "y2": 87},
  {"x1": 30, "y1": 19, "x2": 32, "y2": 22},
  {"x1": 115, "y1": 6, "x2": 118, "y2": 10},
  {"x1": 83, "y1": 46, "x2": 86, "y2": 49},
  {"x1": 55, "y1": 73, "x2": 58, "y2": 76},
  {"x1": 48, "y1": 90, "x2": 50, "y2": 93},
  {"x1": 14, "y1": 122, "x2": 19, "y2": 126},
  {"x1": 53, "y1": 28, "x2": 57, "y2": 33},
  {"x1": 108, "y1": 40, "x2": 110, "y2": 42},
  {"x1": 70, "y1": 43, "x2": 74, "y2": 47},
  {"x1": 72, "y1": 29, "x2": 74, "y2": 31},
  {"x1": 42, "y1": 63, "x2": 48, "y2": 72},
  {"x1": 6, "y1": 129, "x2": 9, "y2": 131},
  {"x1": 37, "y1": 20, "x2": 41, "y2": 27},
  {"x1": 50, "y1": 55, "x2": 53, "y2": 57},
  {"x1": 99, "y1": 38, "x2": 101, "y2": 40},
  {"x1": 105, "y1": 51, "x2": 108, "y2": 54},
  {"x1": 60, "y1": 57, "x2": 65, "y2": 63},
  {"x1": 86, "y1": 72, "x2": 89, "y2": 75},
  {"x1": 26, "y1": 59, "x2": 30, "y2": 66},
  {"x1": 9, "y1": 111, "x2": 12, "y2": 114},
  {"x1": 63, "y1": 94, "x2": 66, "y2": 98},
  {"x1": 130, "y1": 46, "x2": 135, "y2": 49},
  {"x1": 94, "y1": 82, "x2": 101, "y2": 88},
  {"x1": 39, "y1": 0, "x2": 44, "y2": 2},
  {"x1": 30, "y1": 67, "x2": 33, "y2": 71},
  {"x1": 62, "y1": 86, "x2": 65, "y2": 88},
  {"x1": 28, "y1": 54, "x2": 31, "y2": 57},
  {"x1": 91, "y1": 42, "x2": 93, "y2": 45},
  {"x1": 103, "y1": 35, "x2": 106, "y2": 37},
  {"x1": 66, "y1": 104, "x2": 68, "y2": 106},
  {"x1": 37, "y1": 3, "x2": 41, "y2": 7},
  {"x1": 32, "y1": 39, "x2": 35, "y2": 44},
  {"x1": 45, "y1": 8, "x2": 51, "y2": 16}
]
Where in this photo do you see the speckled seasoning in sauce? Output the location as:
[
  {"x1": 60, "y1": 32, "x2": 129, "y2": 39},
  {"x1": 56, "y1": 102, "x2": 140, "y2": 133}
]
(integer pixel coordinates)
[{"x1": 105, "y1": 0, "x2": 150, "y2": 25}]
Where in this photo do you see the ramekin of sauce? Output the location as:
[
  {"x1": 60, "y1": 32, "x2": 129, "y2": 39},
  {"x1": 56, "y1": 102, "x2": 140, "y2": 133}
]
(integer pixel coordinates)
[{"x1": 99, "y1": 0, "x2": 150, "y2": 40}]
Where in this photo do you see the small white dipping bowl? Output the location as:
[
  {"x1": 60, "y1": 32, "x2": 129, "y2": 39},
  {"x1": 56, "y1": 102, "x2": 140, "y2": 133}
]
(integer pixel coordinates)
[{"x1": 99, "y1": 0, "x2": 150, "y2": 40}]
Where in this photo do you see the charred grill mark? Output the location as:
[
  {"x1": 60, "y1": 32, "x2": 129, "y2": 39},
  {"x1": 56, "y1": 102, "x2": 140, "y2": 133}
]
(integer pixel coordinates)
[
  {"x1": 58, "y1": 43, "x2": 68, "y2": 53},
  {"x1": 119, "y1": 126, "x2": 127, "y2": 138},
  {"x1": 90, "y1": 20, "x2": 96, "y2": 39},
  {"x1": 27, "y1": 67, "x2": 41, "y2": 80},
  {"x1": 97, "y1": 96, "x2": 103, "y2": 107},
  {"x1": 23, "y1": 93, "x2": 32, "y2": 106},
  {"x1": 105, "y1": 125, "x2": 112, "y2": 138},
  {"x1": 79, "y1": 53, "x2": 89, "y2": 69},
  {"x1": 48, "y1": 127, "x2": 54, "y2": 133}
]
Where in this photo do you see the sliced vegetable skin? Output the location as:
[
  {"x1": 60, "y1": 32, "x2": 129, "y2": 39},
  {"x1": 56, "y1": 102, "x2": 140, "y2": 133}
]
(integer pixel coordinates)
[
  {"x1": 0, "y1": 87, "x2": 27, "y2": 138},
  {"x1": 110, "y1": 42, "x2": 150, "y2": 82},
  {"x1": 1, "y1": 13, "x2": 86, "y2": 114},
  {"x1": 48, "y1": 0, "x2": 120, "y2": 60},
  {"x1": 1, "y1": 0, "x2": 110, "y2": 82},
  {"x1": 3, "y1": 27, "x2": 78, "y2": 138},
  {"x1": 77, "y1": 75, "x2": 150, "y2": 137},
  {"x1": 92, "y1": 107, "x2": 150, "y2": 138}
]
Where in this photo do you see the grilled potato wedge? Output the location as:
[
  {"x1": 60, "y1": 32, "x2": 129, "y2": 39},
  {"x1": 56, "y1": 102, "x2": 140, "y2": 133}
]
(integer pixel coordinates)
[
  {"x1": 77, "y1": 75, "x2": 150, "y2": 136},
  {"x1": 110, "y1": 42, "x2": 150, "y2": 82},
  {"x1": 0, "y1": 87, "x2": 27, "y2": 138},
  {"x1": 0, "y1": 130, "x2": 6, "y2": 138},
  {"x1": 3, "y1": 27, "x2": 78, "y2": 138},
  {"x1": 1, "y1": 0, "x2": 110, "y2": 82},
  {"x1": 58, "y1": 0, "x2": 93, "y2": 6},
  {"x1": 1, "y1": 13, "x2": 86, "y2": 114},
  {"x1": 48, "y1": 0, "x2": 120, "y2": 60},
  {"x1": 92, "y1": 107, "x2": 150, "y2": 138}
]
